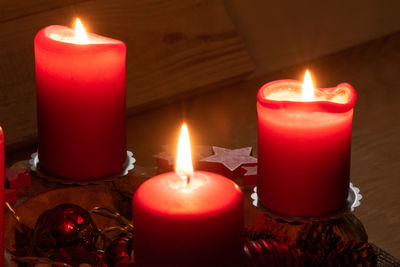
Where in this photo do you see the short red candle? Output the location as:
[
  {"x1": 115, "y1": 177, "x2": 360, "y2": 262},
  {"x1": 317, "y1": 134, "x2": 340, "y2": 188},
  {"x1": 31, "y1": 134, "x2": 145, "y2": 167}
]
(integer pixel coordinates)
[
  {"x1": 133, "y1": 171, "x2": 243, "y2": 267},
  {"x1": 133, "y1": 125, "x2": 244, "y2": 267},
  {"x1": 257, "y1": 74, "x2": 357, "y2": 217},
  {"x1": 0, "y1": 128, "x2": 4, "y2": 264},
  {"x1": 34, "y1": 20, "x2": 126, "y2": 179}
]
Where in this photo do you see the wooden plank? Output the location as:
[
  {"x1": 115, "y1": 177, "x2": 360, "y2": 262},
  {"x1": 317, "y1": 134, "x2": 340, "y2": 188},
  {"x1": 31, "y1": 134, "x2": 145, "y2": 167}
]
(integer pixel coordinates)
[
  {"x1": 0, "y1": 0, "x2": 255, "y2": 149},
  {"x1": 0, "y1": 0, "x2": 89, "y2": 23},
  {"x1": 225, "y1": 0, "x2": 400, "y2": 76}
]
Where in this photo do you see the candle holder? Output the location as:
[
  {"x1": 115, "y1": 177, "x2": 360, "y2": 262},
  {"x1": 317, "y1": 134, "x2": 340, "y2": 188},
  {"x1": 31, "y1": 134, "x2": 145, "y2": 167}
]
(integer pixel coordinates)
[
  {"x1": 250, "y1": 182, "x2": 362, "y2": 222},
  {"x1": 28, "y1": 150, "x2": 135, "y2": 185}
]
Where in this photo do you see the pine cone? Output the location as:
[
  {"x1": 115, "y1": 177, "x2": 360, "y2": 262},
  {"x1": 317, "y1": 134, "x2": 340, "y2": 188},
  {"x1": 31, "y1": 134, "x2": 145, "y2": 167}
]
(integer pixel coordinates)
[
  {"x1": 296, "y1": 222, "x2": 340, "y2": 260},
  {"x1": 13, "y1": 224, "x2": 35, "y2": 258},
  {"x1": 296, "y1": 222, "x2": 376, "y2": 266},
  {"x1": 245, "y1": 214, "x2": 289, "y2": 244},
  {"x1": 329, "y1": 241, "x2": 377, "y2": 266},
  {"x1": 244, "y1": 239, "x2": 302, "y2": 267}
]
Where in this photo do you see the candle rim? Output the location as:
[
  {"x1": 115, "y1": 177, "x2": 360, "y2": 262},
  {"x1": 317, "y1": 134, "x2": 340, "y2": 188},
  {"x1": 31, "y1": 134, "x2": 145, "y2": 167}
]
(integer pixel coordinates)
[
  {"x1": 133, "y1": 170, "x2": 243, "y2": 215},
  {"x1": 45, "y1": 25, "x2": 121, "y2": 45},
  {"x1": 35, "y1": 25, "x2": 126, "y2": 55},
  {"x1": 257, "y1": 79, "x2": 357, "y2": 113}
]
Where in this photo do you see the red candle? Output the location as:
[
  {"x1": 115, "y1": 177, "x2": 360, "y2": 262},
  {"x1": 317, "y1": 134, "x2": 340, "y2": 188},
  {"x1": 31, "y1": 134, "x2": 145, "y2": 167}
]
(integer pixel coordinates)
[
  {"x1": 34, "y1": 19, "x2": 126, "y2": 180},
  {"x1": 257, "y1": 71, "x2": 357, "y2": 217},
  {"x1": 0, "y1": 128, "x2": 4, "y2": 264},
  {"x1": 133, "y1": 124, "x2": 244, "y2": 267}
]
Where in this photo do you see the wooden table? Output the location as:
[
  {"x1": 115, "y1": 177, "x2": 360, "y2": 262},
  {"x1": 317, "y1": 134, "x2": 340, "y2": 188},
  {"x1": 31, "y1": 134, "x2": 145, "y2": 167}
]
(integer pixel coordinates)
[{"x1": 6, "y1": 32, "x2": 400, "y2": 260}]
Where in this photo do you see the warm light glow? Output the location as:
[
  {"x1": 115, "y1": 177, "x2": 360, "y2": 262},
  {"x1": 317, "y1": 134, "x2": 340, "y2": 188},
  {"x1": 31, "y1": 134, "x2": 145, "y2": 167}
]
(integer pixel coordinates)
[
  {"x1": 75, "y1": 18, "x2": 88, "y2": 44},
  {"x1": 302, "y1": 70, "x2": 314, "y2": 101},
  {"x1": 175, "y1": 123, "x2": 194, "y2": 180}
]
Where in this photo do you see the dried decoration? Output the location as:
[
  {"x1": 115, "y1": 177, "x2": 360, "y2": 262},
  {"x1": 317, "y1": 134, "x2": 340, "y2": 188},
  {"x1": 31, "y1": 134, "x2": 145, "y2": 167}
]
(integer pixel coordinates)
[
  {"x1": 9, "y1": 202, "x2": 135, "y2": 267},
  {"x1": 50, "y1": 242, "x2": 107, "y2": 267},
  {"x1": 245, "y1": 214, "x2": 289, "y2": 245},
  {"x1": 296, "y1": 222, "x2": 377, "y2": 266},
  {"x1": 13, "y1": 222, "x2": 35, "y2": 258},
  {"x1": 244, "y1": 239, "x2": 302, "y2": 267},
  {"x1": 6, "y1": 174, "x2": 378, "y2": 267}
]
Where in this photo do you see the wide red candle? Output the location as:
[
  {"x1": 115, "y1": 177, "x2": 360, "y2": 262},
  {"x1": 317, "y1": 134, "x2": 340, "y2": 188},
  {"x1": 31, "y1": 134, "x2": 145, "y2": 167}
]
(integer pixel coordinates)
[
  {"x1": 257, "y1": 72, "x2": 357, "y2": 217},
  {"x1": 133, "y1": 125, "x2": 244, "y2": 267},
  {"x1": 34, "y1": 20, "x2": 126, "y2": 179},
  {"x1": 0, "y1": 128, "x2": 4, "y2": 264}
]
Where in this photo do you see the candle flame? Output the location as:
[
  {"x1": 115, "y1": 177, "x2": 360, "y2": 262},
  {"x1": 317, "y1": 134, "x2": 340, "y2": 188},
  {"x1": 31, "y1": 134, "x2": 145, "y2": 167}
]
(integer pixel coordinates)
[
  {"x1": 302, "y1": 70, "x2": 314, "y2": 101},
  {"x1": 175, "y1": 123, "x2": 194, "y2": 180},
  {"x1": 75, "y1": 18, "x2": 88, "y2": 44}
]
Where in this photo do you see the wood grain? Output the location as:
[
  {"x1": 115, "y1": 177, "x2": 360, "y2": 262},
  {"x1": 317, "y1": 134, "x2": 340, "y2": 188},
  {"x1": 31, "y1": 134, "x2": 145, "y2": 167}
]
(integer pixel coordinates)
[
  {"x1": 0, "y1": 0, "x2": 88, "y2": 23},
  {"x1": 0, "y1": 0, "x2": 254, "y2": 149}
]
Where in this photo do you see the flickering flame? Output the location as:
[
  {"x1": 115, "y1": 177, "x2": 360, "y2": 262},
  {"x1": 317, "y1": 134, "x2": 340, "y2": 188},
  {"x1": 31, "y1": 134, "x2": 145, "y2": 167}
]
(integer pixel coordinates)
[
  {"x1": 302, "y1": 70, "x2": 314, "y2": 101},
  {"x1": 75, "y1": 18, "x2": 88, "y2": 44},
  {"x1": 175, "y1": 123, "x2": 194, "y2": 181}
]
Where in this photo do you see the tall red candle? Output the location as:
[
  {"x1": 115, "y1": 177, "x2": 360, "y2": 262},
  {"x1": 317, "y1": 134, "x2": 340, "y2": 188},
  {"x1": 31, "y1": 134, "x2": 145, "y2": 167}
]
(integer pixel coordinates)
[
  {"x1": 34, "y1": 19, "x2": 126, "y2": 180},
  {"x1": 133, "y1": 124, "x2": 244, "y2": 267},
  {"x1": 257, "y1": 71, "x2": 357, "y2": 217},
  {"x1": 0, "y1": 128, "x2": 4, "y2": 264}
]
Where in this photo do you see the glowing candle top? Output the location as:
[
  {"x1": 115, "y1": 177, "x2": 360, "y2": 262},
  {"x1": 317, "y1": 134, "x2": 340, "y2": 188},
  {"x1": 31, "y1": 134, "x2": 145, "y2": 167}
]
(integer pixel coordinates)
[
  {"x1": 134, "y1": 123, "x2": 242, "y2": 214},
  {"x1": 258, "y1": 70, "x2": 357, "y2": 113},
  {"x1": 36, "y1": 18, "x2": 124, "y2": 57}
]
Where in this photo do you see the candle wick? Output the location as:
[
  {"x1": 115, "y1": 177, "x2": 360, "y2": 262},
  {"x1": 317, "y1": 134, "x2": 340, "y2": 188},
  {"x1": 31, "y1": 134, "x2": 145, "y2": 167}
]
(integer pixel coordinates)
[{"x1": 186, "y1": 174, "x2": 191, "y2": 185}]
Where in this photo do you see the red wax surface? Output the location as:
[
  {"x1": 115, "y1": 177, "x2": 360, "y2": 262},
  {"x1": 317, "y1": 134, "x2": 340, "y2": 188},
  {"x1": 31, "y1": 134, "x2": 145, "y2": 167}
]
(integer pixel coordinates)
[
  {"x1": 257, "y1": 80, "x2": 356, "y2": 217},
  {"x1": 34, "y1": 25, "x2": 126, "y2": 180},
  {"x1": 133, "y1": 171, "x2": 244, "y2": 267},
  {"x1": 0, "y1": 129, "x2": 4, "y2": 264}
]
